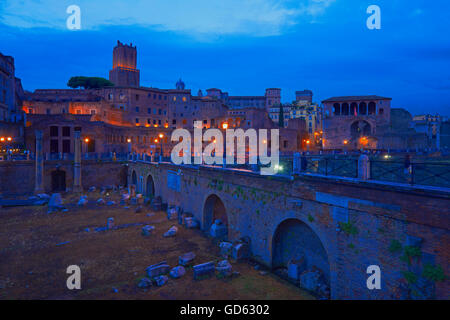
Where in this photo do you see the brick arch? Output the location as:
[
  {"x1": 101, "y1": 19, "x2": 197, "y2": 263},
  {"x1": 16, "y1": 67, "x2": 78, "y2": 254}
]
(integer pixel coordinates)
[
  {"x1": 202, "y1": 193, "x2": 229, "y2": 236},
  {"x1": 145, "y1": 173, "x2": 156, "y2": 198},
  {"x1": 131, "y1": 170, "x2": 137, "y2": 186},
  {"x1": 269, "y1": 215, "x2": 334, "y2": 297}
]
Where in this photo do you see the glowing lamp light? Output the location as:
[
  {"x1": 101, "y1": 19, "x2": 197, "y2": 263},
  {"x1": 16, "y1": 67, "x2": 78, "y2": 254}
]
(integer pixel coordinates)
[
  {"x1": 359, "y1": 136, "x2": 369, "y2": 146},
  {"x1": 84, "y1": 138, "x2": 89, "y2": 143},
  {"x1": 306, "y1": 140, "x2": 311, "y2": 145},
  {"x1": 127, "y1": 138, "x2": 132, "y2": 143},
  {"x1": 222, "y1": 123, "x2": 229, "y2": 130},
  {"x1": 7, "y1": 137, "x2": 12, "y2": 141},
  {"x1": 154, "y1": 139, "x2": 159, "y2": 143},
  {"x1": 274, "y1": 164, "x2": 283, "y2": 172},
  {"x1": 213, "y1": 139, "x2": 217, "y2": 144},
  {"x1": 159, "y1": 133, "x2": 164, "y2": 139},
  {"x1": 262, "y1": 139, "x2": 267, "y2": 144},
  {"x1": 343, "y1": 140, "x2": 348, "y2": 145},
  {"x1": 0, "y1": 137, "x2": 4, "y2": 142}
]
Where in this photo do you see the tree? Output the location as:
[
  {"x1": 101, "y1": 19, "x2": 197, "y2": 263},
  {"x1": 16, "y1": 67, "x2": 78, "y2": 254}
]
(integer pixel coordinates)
[
  {"x1": 278, "y1": 104, "x2": 284, "y2": 128},
  {"x1": 67, "y1": 76, "x2": 114, "y2": 89}
]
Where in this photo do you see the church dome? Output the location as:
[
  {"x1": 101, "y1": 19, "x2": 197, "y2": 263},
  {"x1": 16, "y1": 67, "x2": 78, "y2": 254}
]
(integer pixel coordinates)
[{"x1": 176, "y1": 78, "x2": 185, "y2": 90}]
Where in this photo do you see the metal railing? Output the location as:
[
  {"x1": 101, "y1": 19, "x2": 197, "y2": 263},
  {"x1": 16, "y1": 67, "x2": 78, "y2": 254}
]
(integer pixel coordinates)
[{"x1": 370, "y1": 160, "x2": 450, "y2": 188}]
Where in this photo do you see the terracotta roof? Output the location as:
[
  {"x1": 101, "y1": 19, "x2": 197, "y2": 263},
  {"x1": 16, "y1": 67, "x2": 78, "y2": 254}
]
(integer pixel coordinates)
[{"x1": 322, "y1": 95, "x2": 391, "y2": 103}]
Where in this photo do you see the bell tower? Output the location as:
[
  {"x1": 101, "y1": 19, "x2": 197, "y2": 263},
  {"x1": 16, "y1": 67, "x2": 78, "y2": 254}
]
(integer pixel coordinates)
[{"x1": 109, "y1": 40, "x2": 140, "y2": 87}]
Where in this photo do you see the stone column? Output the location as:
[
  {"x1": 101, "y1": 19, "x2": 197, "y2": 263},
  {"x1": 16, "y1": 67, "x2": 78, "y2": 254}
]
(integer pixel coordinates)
[
  {"x1": 34, "y1": 130, "x2": 45, "y2": 194},
  {"x1": 73, "y1": 131, "x2": 83, "y2": 192},
  {"x1": 293, "y1": 152, "x2": 300, "y2": 174},
  {"x1": 357, "y1": 154, "x2": 370, "y2": 180}
]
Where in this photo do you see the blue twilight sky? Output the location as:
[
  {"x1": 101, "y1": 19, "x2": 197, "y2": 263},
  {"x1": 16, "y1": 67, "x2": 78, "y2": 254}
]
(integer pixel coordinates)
[{"x1": 1, "y1": 0, "x2": 449, "y2": 115}]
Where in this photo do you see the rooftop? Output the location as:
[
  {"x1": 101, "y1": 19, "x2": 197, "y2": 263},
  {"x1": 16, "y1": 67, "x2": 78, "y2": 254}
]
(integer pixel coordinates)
[{"x1": 322, "y1": 95, "x2": 392, "y2": 103}]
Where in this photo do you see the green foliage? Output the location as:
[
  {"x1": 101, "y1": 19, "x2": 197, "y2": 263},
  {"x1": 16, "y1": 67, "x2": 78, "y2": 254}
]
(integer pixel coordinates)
[
  {"x1": 388, "y1": 239, "x2": 402, "y2": 253},
  {"x1": 422, "y1": 264, "x2": 447, "y2": 282},
  {"x1": 348, "y1": 243, "x2": 355, "y2": 249},
  {"x1": 67, "y1": 76, "x2": 114, "y2": 89},
  {"x1": 307, "y1": 214, "x2": 314, "y2": 223},
  {"x1": 401, "y1": 246, "x2": 422, "y2": 265},
  {"x1": 401, "y1": 270, "x2": 418, "y2": 285},
  {"x1": 339, "y1": 221, "x2": 359, "y2": 236}
]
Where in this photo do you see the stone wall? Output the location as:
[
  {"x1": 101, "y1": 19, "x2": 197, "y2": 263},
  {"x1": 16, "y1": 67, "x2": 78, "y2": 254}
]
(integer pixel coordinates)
[
  {"x1": 0, "y1": 160, "x2": 127, "y2": 195},
  {"x1": 129, "y1": 161, "x2": 450, "y2": 300}
]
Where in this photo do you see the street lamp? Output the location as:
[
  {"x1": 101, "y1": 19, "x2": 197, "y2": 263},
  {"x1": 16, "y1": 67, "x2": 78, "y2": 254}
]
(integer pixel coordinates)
[
  {"x1": 222, "y1": 123, "x2": 228, "y2": 130},
  {"x1": 158, "y1": 133, "x2": 164, "y2": 159}
]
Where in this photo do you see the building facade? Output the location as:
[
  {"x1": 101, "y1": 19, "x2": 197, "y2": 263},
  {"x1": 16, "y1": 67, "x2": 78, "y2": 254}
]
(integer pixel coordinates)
[{"x1": 322, "y1": 96, "x2": 391, "y2": 149}]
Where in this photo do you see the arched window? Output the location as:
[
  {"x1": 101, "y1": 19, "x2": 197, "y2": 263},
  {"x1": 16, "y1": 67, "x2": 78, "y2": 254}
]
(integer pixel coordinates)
[
  {"x1": 379, "y1": 108, "x2": 384, "y2": 115},
  {"x1": 368, "y1": 102, "x2": 376, "y2": 115},
  {"x1": 333, "y1": 103, "x2": 341, "y2": 116},
  {"x1": 350, "y1": 103, "x2": 358, "y2": 116},
  {"x1": 341, "y1": 103, "x2": 349, "y2": 115},
  {"x1": 359, "y1": 102, "x2": 367, "y2": 115}
]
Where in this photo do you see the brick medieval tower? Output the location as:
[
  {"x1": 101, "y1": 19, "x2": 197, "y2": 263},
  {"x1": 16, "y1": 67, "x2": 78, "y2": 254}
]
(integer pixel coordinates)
[{"x1": 109, "y1": 41, "x2": 140, "y2": 87}]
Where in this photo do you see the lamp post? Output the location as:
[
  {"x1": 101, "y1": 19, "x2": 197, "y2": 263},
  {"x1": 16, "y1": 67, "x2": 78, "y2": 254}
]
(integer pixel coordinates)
[
  {"x1": 158, "y1": 133, "x2": 164, "y2": 161},
  {"x1": 127, "y1": 138, "x2": 132, "y2": 160}
]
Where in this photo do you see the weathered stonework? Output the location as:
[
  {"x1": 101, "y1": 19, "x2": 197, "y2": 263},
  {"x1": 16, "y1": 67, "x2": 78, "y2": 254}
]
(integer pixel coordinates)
[{"x1": 128, "y1": 161, "x2": 450, "y2": 300}]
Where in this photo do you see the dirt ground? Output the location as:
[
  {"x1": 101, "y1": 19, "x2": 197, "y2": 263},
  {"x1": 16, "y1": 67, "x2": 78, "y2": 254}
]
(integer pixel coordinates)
[{"x1": 0, "y1": 191, "x2": 314, "y2": 300}]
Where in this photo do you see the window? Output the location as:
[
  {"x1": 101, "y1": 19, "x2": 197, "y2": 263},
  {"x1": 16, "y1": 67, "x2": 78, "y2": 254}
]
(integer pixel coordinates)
[
  {"x1": 62, "y1": 140, "x2": 70, "y2": 153},
  {"x1": 173, "y1": 97, "x2": 177, "y2": 101},
  {"x1": 50, "y1": 126, "x2": 59, "y2": 137},
  {"x1": 203, "y1": 119, "x2": 207, "y2": 124},
  {"x1": 172, "y1": 119, "x2": 177, "y2": 125},
  {"x1": 379, "y1": 108, "x2": 384, "y2": 115},
  {"x1": 90, "y1": 109, "x2": 96, "y2": 115},
  {"x1": 46, "y1": 109, "x2": 51, "y2": 115},
  {"x1": 136, "y1": 94, "x2": 139, "y2": 101},
  {"x1": 136, "y1": 107, "x2": 140, "y2": 112},
  {"x1": 136, "y1": 118, "x2": 139, "y2": 124},
  {"x1": 108, "y1": 93, "x2": 113, "y2": 100},
  {"x1": 147, "y1": 108, "x2": 151, "y2": 114},
  {"x1": 147, "y1": 118, "x2": 151, "y2": 124},
  {"x1": 76, "y1": 109, "x2": 81, "y2": 114},
  {"x1": 74, "y1": 127, "x2": 82, "y2": 132},
  {"x1": 182, "y1": 97, "x2": 187, "y2": 102},
  {"x1": 50, "y1": 140, "x2": 58, "y2": 153},
  {"x1": 158, "y1": 109, "x2": 162, "y2": 115},
  {"x1": 62, "y1": 127, "x2": 71, "y2": 137}
]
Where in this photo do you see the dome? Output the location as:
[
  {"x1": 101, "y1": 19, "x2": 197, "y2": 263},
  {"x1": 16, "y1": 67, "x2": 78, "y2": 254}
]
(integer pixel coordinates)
[{"x1": 176, "y1": 78, "x2": 185, "y2": 90}]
